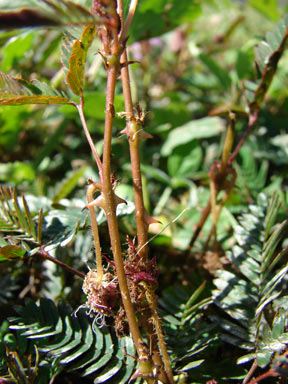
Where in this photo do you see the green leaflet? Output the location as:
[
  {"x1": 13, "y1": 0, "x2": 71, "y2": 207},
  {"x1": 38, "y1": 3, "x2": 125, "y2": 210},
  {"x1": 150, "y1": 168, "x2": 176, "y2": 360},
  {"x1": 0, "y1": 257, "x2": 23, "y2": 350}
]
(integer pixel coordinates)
[
  {"x1": 62, "y1": 24, "x2": 96, "y2": 96},
  {"x1": 249, "y1": 0, "x2": 280, "y2": 21},
  {"x1": 0, "y1": 186, "x2": 40, "y2": 253},
  {"x1": 52, "y1": 165, "x2": 88, "y2": 204},
  {"x1": 0, "y1": 245, "x2": 26, "y2": 260},
  {"x1": 161, "y1": 117, "x2": 225, "y2": 156}
]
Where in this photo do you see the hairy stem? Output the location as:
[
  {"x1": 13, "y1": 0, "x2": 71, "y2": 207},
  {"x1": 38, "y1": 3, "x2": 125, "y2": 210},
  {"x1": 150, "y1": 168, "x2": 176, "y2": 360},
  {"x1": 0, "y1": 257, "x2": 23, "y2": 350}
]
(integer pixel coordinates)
[
  {"x1": 120, "y1": 53, "x2": 149, "y2": 260},
  {"x1": 143, "y1": 312, "x2": 168, "y2": 384},
  {"x1": 102, "y1": 60, "x2": 149, "y2": 365},
  {"x1": 86, "y1": 183, "x2": 103, "y2": 281},
  {"x1": 119, "y1": 7, "x2": 173, "y2": 382},
  {"x1": 141, "y1": 282, "x2": 174, "y2": 384}
]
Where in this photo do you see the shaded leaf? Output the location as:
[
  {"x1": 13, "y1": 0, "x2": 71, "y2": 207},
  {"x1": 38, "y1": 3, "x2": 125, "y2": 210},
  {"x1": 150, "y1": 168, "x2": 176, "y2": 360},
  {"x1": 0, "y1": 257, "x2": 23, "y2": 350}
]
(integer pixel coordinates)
[
  {"x1": 0, "y1": 0, "x2": 96, "y2": 29},
  {"x1": 52, "y1": 166, "x2": 88, "y2": 204},
  {"x1": 0, "y1": 245, "x2": 26, "y2": 260},
  {"x1": 128, "y1": 0, "x2": 201, "y2": 42},
  {"x1": 7, "y1": 299, "x2": 136, "y2": 382},
  {"x1": 212, "y1": 193, "x2": 288, "y2": 368}
]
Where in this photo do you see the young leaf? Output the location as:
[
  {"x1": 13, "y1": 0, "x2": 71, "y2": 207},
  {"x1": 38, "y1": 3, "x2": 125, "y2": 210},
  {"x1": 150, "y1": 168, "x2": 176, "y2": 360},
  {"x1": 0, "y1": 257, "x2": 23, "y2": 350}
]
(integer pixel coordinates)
[{"x1": 62, "y1": 24, "x2": 96, "y2": 96}]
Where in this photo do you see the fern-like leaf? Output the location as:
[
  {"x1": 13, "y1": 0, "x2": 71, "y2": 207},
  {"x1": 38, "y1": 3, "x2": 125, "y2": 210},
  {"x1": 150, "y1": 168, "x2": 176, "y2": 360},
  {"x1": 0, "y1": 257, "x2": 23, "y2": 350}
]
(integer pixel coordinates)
[
  {"x1": 7, "y1": 299, "x2": 136, "y2": 382},
  {"x1": 212, "y1": 193, "x2": 288, "y2": 368},
  {"x1": 158, "y1": 284, "x2": 214, "y2": 376},
  {"x1": 0, "y1": 186, "x2": 88, "y2": 258},
  {"x1": 0, "y1": 71, "x2": 71, "y2": 106},
  {"x1": 0, "y1": 186, "x2": 40, "y2": 257}
]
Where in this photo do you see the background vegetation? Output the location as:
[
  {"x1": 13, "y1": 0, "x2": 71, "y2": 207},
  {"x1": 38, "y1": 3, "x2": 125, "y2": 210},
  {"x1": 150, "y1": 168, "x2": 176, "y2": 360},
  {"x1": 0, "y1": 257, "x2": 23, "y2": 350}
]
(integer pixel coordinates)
[{"x1": 1, "y1": 0, "x2": 288, "y2": 383}]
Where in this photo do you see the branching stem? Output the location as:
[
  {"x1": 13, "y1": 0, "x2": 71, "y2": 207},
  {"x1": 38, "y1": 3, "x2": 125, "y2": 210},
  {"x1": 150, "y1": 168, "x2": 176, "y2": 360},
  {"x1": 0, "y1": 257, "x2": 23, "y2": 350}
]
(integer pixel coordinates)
[
  {"x1": 102, "y1": 60, "x2": 149, "y2": 365},
  {"x1": 119, "y1": 0, "x2": 138, "y2": 45},
  {"x1": 119, "y1": 6, "x2": 174, "y2": 382}
]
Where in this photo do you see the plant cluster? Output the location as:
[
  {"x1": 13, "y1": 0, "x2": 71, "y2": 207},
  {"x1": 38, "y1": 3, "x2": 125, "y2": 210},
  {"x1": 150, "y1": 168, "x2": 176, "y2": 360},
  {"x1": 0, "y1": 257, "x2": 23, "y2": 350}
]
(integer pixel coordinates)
[{"x1": 0, "y1": 1, "x2": 288, "y2": 384}]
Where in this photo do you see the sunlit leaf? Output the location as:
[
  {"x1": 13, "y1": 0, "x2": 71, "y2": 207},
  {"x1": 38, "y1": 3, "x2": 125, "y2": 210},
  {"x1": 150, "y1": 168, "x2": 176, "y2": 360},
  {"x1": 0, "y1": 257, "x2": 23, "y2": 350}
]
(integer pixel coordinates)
[
  {"x1": 249, "y1": 0, "x2": 280, "y2": 21},
  {"x1": 161, "y1": 117, "x2": 225, "y2": 156}
]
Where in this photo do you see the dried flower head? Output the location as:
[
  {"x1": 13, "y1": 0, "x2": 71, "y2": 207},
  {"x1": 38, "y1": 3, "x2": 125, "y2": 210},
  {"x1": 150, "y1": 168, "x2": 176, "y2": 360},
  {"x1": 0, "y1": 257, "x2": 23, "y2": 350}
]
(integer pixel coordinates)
[
  {"x1": 82, "y1": 270, "x2": 120, "y2": 318},
  {"x1": 124, "y1": 237, "x2": 159, "y2": 306}
]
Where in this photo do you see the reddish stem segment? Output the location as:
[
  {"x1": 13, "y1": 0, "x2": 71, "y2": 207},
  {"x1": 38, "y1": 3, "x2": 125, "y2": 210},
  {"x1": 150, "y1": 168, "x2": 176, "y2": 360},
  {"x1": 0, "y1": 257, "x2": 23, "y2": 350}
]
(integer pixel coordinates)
[
  {"x1": 35, "y1": 247, "x2": 85, "y2": 279},
  {"x1": 102, "y1": 61, "x2": 148, "y2": 360}
]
